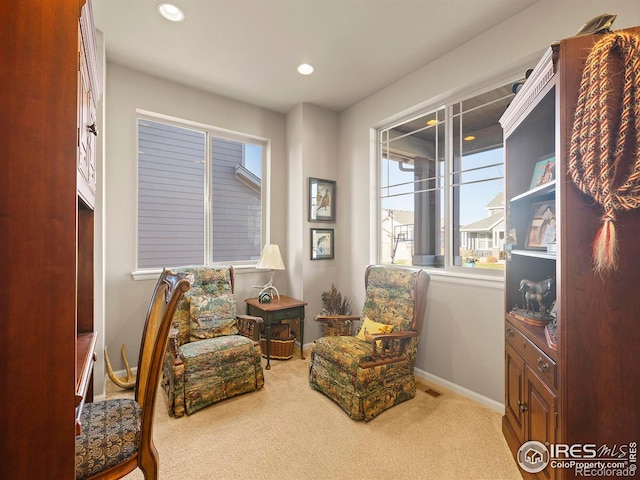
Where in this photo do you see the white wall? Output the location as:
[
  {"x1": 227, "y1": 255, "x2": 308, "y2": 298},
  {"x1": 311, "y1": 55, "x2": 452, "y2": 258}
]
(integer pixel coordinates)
[
  {"x1": 286, "y1": 103, "x2": 341, "y2": 340},
  {"x1": 337, "y1": 1, "x2": 640, "y2": 406},
  {"x1": 99, "y1": 2, "x2": 640, "y2": 406},
  {"x1": 100, "y1": 63, "x2": 287, "y2": 386}
]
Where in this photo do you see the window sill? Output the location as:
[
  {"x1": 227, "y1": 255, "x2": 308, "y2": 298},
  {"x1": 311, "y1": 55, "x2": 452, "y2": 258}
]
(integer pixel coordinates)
[{"x1": 421, "y1": 267, "x2": 504, "y2": 290}]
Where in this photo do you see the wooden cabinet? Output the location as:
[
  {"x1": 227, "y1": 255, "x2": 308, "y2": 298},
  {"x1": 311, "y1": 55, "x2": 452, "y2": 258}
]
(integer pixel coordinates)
[
  {"x1": 505, "y1": 320, "x2": 557, "y2": 480},
  {"x1": 0, "y1": 1, "x2": 99, "y2": 477},
  {"x1": 500, "y1": 27, "x2": 640, "y2": 480},
  {"x1": 78, "y1": 0, "x2": 100, "y2": 209}
]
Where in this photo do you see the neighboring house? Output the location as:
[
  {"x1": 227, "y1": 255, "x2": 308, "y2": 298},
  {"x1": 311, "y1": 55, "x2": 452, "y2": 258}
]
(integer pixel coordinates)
[
  {"x1": 460, "y1": 192, "x2": 505, "y2": 260},
  {"x1": 381, "y1": 209, "x2": 415, "y2": 264},
  {"x1": 212, "y1": 138, "x2": 262, "y2": 262}
]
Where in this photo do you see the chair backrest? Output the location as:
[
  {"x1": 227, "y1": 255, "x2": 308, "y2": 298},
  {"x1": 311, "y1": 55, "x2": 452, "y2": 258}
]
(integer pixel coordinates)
[
  {"x1": 170, "y1": 266, "x2": 237, "y2": 344},
  {"x1": 135, "y1": 269, "x2": 191, "y2": 419},
  {"x1": 174, "y1": 265, "x2": 235, "y2": 294},
  {"x1": 362, "y1": 265, "x2": 430, "y2": 333}
]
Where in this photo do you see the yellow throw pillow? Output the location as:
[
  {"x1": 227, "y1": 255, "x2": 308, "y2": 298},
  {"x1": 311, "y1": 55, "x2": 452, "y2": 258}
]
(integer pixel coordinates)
[{"x1": 356, "y1": 316, "x2": 392, "y2": 342}]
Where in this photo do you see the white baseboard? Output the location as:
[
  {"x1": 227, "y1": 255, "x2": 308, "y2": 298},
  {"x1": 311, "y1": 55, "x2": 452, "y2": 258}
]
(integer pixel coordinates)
[
  {"x1": 414, "y1": 367, "x2": 505, "y2": 414},
  {"x1": 305, "y1": 341, "x2": 504, "y2": 414}
]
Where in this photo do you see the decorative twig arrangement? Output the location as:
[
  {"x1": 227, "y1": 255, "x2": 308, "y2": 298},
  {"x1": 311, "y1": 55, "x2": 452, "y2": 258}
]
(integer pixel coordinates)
[{"x1": 321, "y1": 284, "x2": 351, "y2": 315}]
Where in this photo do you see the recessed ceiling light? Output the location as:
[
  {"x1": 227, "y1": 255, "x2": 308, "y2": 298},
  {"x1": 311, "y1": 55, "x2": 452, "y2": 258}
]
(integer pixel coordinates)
[
  {"x1": 297, "y1": 64, "x2": 314, "y2": 75},
  {"x1": 464, "y1": 135, "x2": 476, "y2": 141},
  {"x1": 158, "y1": 3, "x2": 185, "y2": 22}
]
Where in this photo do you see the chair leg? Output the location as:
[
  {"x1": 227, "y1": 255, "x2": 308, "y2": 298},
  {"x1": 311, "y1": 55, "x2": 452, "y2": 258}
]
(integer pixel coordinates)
[{"x1": 138, "y1": 443, "x2": 159, "y2": 480}]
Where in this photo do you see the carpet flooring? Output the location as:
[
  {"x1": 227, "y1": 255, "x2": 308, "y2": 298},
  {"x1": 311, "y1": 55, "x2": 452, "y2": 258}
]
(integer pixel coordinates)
[{"x1": 109, "y1": 351, "x2": 522, "y2": 480}]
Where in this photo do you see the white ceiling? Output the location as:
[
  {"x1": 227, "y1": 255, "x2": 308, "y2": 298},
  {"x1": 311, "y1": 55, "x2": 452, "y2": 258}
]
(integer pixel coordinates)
[{"x1": 92, "y1": 0, "x2": 540, "y2": 114}]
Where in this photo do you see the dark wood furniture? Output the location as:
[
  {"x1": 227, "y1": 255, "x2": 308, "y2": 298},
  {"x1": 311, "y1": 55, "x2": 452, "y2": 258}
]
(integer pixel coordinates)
[
  {"x1": 0, "y1": 1, "x2": 100, "y2": 478},
  {"x1": 245, "y1": 295, "x2": 307, "y2": 369},
  {"x1": 500, "y1": 27, "x2": 640, "y2": 479}
]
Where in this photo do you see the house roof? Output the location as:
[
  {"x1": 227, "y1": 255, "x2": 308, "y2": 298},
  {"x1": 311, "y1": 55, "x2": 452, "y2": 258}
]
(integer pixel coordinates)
[
  {"x1": 486, "y1": 191, "x2": 504, "y2": 210},
  {"x1": 462, "y1": 212, "x2": 504, "y2": 232}
]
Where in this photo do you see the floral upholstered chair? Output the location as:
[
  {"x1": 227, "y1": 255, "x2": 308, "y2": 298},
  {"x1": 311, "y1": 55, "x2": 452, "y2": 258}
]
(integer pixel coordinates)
[
  {"x1": 162, "y1": 266, "x2": 264, "y2": 417},
  {"x1": 309, "y1": 265, "x2": 430, "y2": 421}
]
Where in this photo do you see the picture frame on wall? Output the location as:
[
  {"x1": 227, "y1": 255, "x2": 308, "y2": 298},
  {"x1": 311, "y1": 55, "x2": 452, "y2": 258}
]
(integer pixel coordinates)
[
  {"x1": 526, "y1": 201, "x2": 556, "y2": 249},
  {"x1": 311, "y1": 228, "x2": 334, "y2": 260},
  {"x1": 309, "y1": 177, "x2": 336, "y2": 222},
  {"x1": 529, "y1": 155, "x2": 555, "y2": 190}
]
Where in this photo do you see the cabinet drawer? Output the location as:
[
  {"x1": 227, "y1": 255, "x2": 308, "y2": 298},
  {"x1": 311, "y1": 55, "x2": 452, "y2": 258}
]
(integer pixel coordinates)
[
  {"x1": 273, "y1": 308, "x2": 302, "y2": 322},
  {"x1": 506, "y1": 323, "x2": 556, "y2": 389}
]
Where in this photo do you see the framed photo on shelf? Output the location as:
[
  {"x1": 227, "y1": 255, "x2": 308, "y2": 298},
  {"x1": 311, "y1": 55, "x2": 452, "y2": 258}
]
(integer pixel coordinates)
[
  {"x1": 310, "y1": 228, "x2": 334, "y2": 260},
  {"x1": 529, "y1": 155, "x2": 555, "y2": 189},
  {"x1": 526, "y1": 201, "x2": 556, "y2": 249},
  {"x1": 309, "y1": 177, "x2": 336, "y2": 222}
]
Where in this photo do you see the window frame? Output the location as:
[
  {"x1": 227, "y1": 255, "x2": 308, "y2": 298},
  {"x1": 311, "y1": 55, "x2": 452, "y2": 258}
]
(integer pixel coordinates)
[
  {"x1": 133, "y1": 110, "x2": 271, "y2": 278},
  {"x1": 376, "y1": 76, "x2": 521, "y2": 278}
]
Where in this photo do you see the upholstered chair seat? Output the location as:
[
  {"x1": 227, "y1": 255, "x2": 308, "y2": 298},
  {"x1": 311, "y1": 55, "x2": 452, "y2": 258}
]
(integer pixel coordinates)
[{"x1": 75, "y1": 399, "x2": 141, "y2": 479}]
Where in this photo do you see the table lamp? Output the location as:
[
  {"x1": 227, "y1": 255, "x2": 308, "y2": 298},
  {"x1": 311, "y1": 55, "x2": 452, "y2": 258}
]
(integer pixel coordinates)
[{"x1": 255, "y1": 243, "x2": 285, "y2": 302}]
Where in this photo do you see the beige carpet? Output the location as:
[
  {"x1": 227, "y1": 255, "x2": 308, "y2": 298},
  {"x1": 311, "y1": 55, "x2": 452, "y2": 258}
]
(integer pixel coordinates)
[{"x1": 109, "y1": 351, "x2": 522, "y2": 480}]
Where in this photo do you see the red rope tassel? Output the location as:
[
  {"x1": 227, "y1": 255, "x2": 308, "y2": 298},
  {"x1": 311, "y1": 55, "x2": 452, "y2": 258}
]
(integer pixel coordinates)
[{"x1": 592, "y1": 218, "x2": 618, "y2": 274}]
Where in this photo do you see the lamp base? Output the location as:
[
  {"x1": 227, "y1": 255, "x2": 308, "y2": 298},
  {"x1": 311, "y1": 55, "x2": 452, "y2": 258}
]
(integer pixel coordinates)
[{"x1": 255, "y1": 270, "x2": 280, "y2": 301}]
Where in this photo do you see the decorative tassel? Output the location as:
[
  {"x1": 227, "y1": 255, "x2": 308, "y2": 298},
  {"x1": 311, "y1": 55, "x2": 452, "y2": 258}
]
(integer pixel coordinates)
[
  {"x1": 592, "y1": 218, "x2": 618, "y2": 274},
  {"x1": 569, "y1": 31, "x2": 640, "y2": 275}
]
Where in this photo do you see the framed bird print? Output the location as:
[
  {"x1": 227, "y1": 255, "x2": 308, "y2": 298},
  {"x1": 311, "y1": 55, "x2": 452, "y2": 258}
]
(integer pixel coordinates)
[{"x1": 309, "y1": 177, "x2": 336, "y2": 222}]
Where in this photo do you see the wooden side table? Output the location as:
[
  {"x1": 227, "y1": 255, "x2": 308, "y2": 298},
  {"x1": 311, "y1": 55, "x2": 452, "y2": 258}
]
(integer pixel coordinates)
[{"x1": 245, "y1": 295, "x2": 307, "y2": 370}]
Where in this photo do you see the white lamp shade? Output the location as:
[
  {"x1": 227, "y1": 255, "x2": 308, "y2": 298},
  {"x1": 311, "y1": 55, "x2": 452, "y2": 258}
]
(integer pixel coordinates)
[{"x1": 256, "y1": 244, "x2": 285, "y2": 270}]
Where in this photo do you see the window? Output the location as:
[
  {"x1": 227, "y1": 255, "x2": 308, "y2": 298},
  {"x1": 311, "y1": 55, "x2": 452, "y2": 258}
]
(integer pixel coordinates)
[
  {"x1": 137, "y1": 116, "x2": 266, "y2": 270},
  {"x1": 379, "y1": 81, "x2": 517, "y2": 272}
]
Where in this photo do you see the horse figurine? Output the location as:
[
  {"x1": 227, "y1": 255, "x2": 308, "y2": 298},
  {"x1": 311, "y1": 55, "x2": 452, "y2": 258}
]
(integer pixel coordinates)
[{"x1": 519, "y1": 277, "x2": 554, "y2": 315}]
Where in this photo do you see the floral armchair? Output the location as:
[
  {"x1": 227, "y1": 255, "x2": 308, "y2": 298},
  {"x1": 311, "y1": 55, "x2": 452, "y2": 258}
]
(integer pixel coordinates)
[
  {"x1": 309, "y1": 265, "x2": 430, "y2": 421},
  {"x1": 161, "y1": 266, "x2": 264, "y2": 417}
]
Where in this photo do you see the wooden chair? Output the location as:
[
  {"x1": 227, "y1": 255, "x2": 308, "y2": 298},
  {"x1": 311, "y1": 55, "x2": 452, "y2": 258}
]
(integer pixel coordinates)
[
  {"x1": 309, "y1": 265, "x2": 430, "y2": 421},
  {"x1": 75, "y1": 269, "x2": 191, "y2": 479}
]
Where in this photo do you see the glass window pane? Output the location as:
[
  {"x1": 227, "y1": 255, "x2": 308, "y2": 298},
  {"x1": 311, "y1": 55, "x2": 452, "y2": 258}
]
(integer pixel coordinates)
[
  {"x1": 380, "y1": 105, "x2": 445, "y2": 267},
  {"x1": 451, "y1": 82, "x2": 513, "y2": 270},
  {"x1": 137, "y1": 117, "x2": 265, "y2": 269},
  {"x1": 379, "y1": 79, "x2": 517, "y2": 273},
  {"x1": 137, "y1": 119, "x2": 206, "y2": 269},
  {"x1": 380, "y1": 196, "x2": 414, "y2": 265},
  {"x1": 211, "y1": 138, "x2": 262, "y2": 262}
]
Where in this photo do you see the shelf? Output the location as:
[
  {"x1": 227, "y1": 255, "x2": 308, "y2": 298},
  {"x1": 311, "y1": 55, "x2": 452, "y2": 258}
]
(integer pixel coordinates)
[
  {"x1": 76, "y1": 331, "x2": 97, "y2": 405},
  {"x1": 511, "y1": 249, "x2": 556, "y2": 260},
  {"x1": 75, "y1": 331, "x2": 97, "y2": 435},
  {"x1": 509, "y1": 180, "x2": 555, "y2": 203}
]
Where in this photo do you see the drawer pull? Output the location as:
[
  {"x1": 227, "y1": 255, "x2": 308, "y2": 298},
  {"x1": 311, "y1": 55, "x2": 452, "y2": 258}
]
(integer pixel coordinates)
[
  {"x1": 537, "y1": 357, "x2": 549, "y2": 372},
  {"x1": 517, "y1": 400, "x2": 528, "y2": 413},
  {"x1": 506, "y1": 328, "x2": 514, "y2": 337}
]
